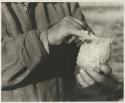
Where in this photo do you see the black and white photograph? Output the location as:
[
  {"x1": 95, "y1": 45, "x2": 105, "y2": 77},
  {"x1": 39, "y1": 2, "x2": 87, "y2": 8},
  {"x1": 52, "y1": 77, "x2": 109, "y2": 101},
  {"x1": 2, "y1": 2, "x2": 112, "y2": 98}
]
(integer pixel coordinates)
[{"x1": 1, "y1": 1, "x2": 124, "y2": 102}]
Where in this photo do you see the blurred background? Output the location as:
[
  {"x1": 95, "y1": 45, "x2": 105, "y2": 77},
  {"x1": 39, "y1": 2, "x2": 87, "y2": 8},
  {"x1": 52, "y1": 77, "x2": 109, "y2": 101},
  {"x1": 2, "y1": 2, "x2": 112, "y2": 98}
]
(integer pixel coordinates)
[{"x1": 73, "y1": 2, "x2": 123, "y2": 101}]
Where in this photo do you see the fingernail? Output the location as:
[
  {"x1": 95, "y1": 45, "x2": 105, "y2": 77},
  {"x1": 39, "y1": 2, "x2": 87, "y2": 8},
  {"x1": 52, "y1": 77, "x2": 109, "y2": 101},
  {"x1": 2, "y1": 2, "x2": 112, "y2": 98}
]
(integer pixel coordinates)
[{"x1": 80, "y1": 69, "x2": 83, "y2": 73}]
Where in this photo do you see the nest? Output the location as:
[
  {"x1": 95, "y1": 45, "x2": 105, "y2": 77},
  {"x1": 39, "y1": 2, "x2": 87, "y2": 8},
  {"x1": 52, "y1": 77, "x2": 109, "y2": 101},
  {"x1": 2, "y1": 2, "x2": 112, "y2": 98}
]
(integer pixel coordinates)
[{"x1": 76, "y1": 31, "x2": 113, "y2": 72}]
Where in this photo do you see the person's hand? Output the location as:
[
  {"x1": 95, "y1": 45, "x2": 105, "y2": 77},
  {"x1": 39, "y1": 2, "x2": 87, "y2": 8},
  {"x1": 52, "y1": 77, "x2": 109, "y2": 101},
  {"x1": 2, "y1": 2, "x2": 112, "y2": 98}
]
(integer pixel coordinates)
[
  {"x1": 76, "y1": 65, "x2": 112, "y2": 88},
  {"x1": 47, "y1": 16, "x2": 89, "y2": 46}
]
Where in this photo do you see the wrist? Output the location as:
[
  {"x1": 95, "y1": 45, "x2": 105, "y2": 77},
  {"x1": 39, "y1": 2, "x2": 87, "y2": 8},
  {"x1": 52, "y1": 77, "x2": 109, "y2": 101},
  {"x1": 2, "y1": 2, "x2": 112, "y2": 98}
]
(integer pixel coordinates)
[
  {"x1": 40, "y1": 30, "x2": 50, "y2": 54},
  {"x1": 47, "y1": 30, "x2": 52, "y2": 46},
  {"x1": 47, "y1": 29, "x2": 56, "y2": 46}
]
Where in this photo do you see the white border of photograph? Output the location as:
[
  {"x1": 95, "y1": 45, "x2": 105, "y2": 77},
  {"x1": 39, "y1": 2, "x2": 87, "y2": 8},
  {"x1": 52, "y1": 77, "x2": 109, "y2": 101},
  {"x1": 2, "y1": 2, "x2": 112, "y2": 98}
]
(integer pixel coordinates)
[{"x1": 0, "y1": 0, "x2": 124, "y2": 103}]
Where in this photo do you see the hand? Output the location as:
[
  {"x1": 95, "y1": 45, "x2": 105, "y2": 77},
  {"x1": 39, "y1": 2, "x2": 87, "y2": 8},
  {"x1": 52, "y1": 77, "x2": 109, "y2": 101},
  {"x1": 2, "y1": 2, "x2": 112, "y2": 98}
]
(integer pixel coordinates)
[
  {"x1": 47, "y1": 16, "x2": 89, "y2": 46},
  {"x1": 76, "y1": 65, "x2": 112, "y2": 88}
]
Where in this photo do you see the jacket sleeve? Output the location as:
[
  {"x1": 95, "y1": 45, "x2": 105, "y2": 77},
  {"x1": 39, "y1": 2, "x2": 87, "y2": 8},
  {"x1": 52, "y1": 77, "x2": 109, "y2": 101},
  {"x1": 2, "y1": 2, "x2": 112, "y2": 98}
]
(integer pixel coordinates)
[
  {"x1": 69, "y1": 3, "x2": 95, "y2": 34},
  {"x1": 2, "y1": 19, "x2": 49, "y2": 89}
]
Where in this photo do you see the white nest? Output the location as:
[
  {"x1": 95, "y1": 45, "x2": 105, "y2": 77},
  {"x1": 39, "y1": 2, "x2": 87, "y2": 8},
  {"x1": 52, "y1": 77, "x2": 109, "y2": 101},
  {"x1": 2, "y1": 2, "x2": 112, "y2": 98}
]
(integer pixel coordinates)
[{"x1": 76, "y1": 31, "x2": 112, "y2": 72}]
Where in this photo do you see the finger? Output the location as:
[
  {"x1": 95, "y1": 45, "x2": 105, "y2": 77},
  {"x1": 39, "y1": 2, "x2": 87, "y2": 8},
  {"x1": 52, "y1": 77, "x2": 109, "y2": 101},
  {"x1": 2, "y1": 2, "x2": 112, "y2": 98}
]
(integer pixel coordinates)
[
  {"x1": 79, "y1": 30, "x2": 93, "y2": 42},
  {"x1": 76, "y1": 41, "x2": 82, "y2": 47},
  {"x1": 80, "y1": 69, "x2": 95, "y2": 85},
  {"x1": 72, "y1": 17, "x2": 83, "y2": 26},
  {"x1": 81, "y1": 30, "x2": 90, "y2": 39},
  {"x1": 66, "y1": 18, "x2": 81, "y2": 29},
  {"x1": 75, "y1": 65, "x2": 80, "y2": 74},
  {"x1": 66, "y1": 16, "x2": 83, "y2": 28},
  {"x1": 74, "y1": 37, "x2": 81, "y2": 44},
  {"x1": 65, "y1": 25, "x2": 88, "y2": 38},
  {"x1": 101, "y1": 65, "x2": 112, "y2": 76},
  {"x1": 78, "y1": 36, "x2": 85, "y2": 43},
  {"x1": 77, "y1": 74, "x2": 88, "y2": 88},
  {"x1": 76, "y1": 36, "x2": 84, "y2": 45},
  {"x1": 76, "y1": 40, "x2": 82, "y2": 47},
  {"x1": 65, "y1": 24, "x2": 81, "y2": 32},
  {"x1": 87, "y1": 69, "x2": 105, "y2": 83},
  {"x1": 68, "y1": 28, "x2": 83, "y2": 37},
  {"x1": 67, "y1": 36, "x2": 76, "y2": 44}
]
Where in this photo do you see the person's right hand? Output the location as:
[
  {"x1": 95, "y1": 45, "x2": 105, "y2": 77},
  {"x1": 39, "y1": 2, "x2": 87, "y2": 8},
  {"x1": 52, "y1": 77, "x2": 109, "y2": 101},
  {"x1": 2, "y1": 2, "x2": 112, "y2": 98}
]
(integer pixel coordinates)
[
  {"x1": 76, "y1": 65, "x2": 112, "y2": 88},
  {"x1": 47, "y1": 16, "x2": 88, "y2": 46}
]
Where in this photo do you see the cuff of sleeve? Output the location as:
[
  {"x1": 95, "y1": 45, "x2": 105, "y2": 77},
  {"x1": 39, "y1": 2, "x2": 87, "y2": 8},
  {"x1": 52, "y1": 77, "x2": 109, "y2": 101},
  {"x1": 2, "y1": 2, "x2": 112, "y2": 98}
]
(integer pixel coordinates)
[{"x1": 40, "y1": 30, "x2": 50, "y2": 54}]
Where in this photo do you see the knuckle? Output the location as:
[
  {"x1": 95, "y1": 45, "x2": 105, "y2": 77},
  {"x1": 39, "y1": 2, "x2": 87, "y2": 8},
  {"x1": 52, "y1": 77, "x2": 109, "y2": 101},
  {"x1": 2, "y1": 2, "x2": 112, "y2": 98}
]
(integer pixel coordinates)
[
  {"x1": 89, "y1": 80, "x2": 95, "y2": 85},
  {"x1": 63, "y1": 17, "x2": 68, "y2": 21},
  {"x1": 61, "y1": 20, "x2": 67, "y2": 25},
  {"x1": 85, "y1": 84, "x2": 89, "y2": 87},
  {"x1": 67, "y1": 16, "x2": 72, "y2": 19},
  {"x1": 79, "y1": 82, "x2": 84, "y2": 87},
  {"x1": 98, "y1": 77, "x2": 105, "y2": 82},
  {"x1": 65, "y1": 16, "x2": 70, "y2": 20},
  {"x1": 64, "y1": 16, "x2": 73, "y2": 21},
  {"x1": 64, "y1": 17, "x2": 68, "y2": 20}
]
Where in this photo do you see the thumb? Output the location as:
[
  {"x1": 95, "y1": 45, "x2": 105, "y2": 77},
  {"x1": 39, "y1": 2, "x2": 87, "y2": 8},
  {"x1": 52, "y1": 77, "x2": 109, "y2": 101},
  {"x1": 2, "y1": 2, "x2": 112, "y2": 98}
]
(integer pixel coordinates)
[{"x1": 101, "y1": 65, "x2": 112, "y2": 76}]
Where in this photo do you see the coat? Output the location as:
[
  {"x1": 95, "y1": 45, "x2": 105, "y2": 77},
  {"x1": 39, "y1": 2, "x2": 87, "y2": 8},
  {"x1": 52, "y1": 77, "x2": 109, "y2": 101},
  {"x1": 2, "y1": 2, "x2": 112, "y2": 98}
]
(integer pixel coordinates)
[{"x1": 1, "y1": 2, "x2": 92, "y2": 101}]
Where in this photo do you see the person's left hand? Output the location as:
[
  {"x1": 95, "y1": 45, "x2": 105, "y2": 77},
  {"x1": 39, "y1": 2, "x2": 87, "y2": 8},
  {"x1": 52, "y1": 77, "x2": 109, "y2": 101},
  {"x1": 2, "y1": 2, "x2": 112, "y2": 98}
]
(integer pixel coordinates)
[{"x1": 76, "y1": 65, "x2": 112, "y2": 88}]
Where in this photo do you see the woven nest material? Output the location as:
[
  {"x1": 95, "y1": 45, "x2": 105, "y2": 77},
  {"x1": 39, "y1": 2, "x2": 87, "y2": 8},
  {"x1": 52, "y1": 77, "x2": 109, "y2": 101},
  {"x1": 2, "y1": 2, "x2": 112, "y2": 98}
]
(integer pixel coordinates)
[{"x1": 76, "y1": 31, "x2": 113, "y2": 72}]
